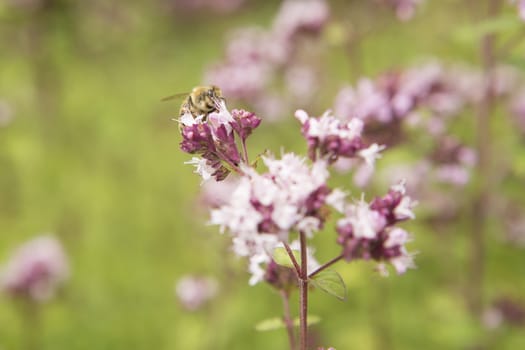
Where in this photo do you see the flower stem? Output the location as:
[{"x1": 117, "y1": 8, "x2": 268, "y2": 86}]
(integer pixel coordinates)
[
  {"x1": 469, "y1": 0, "x2": 502, "y2": 318},
  {"x1": 19, "y1": 300, "x2": 41, "y2": 350},
  {"x1": 299, "y1": 231, "x2": 308, "y2": 350},
  {"x1": 280, "y1": 290, "x2": 296, "y2": 350},
  {"x1": 241, "y1": 138, "x2": 250, "y2": 164},
  {"x1": 212, "y1": 150, "x2": 243, "y2": 174},
  {"x1": 308, "y1": 254, "x2": 344, "y2": 278},
  {"x1": 283, "y1": 242, "x2": 302, "y2": 279}
]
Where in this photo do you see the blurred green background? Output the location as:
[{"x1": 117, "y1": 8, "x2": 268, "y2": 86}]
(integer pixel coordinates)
[{"x1": 0, "y1": 0, "x2": 524, "y2": 349}]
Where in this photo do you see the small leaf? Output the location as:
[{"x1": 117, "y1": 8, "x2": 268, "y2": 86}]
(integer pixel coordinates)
[
  {"x1": 310, "y1": 270, "x2": 347, "y2": 301},
  {"x1": 255, "y1": 315, "x2": 321, "y2": 332},
  {"x1": 272, "y1": 247, "x2": 301, "y2": 269},
  {"x1": 255, "y1": 317, "x2": 286, "y2": 332},
  {"x1": 294, "y1": 315, "x2": 321, "y2": 327}
]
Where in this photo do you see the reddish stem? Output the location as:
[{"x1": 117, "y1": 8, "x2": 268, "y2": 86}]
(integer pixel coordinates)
[
  {"x1": 280, "y1": 290, "x2": 297, "y2": 350},
  {"x1": 299, "y1": 231, "x2": 308, "y2": 350},
  {"x1": 241, "y1": 138, "x2": 250, "y2": 164},
  {"x1": 283, "y1": 242, "x2": 302, "y2": 279},
  {"x1": 308, "y1": 254, "x2": 344, "y2": 278}
]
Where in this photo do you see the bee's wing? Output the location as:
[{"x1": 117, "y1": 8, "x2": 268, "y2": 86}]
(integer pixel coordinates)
[{"x1": 160, "y1": 92, "x2": 188, "y2": 102}]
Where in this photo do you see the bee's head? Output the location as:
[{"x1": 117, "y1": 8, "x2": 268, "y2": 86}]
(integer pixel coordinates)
[
  {"x1": 192, "y1": 85, "x2": 224, "y2": 114},
  {"x1": 208, "y1": 85, "x2": 224, "y2": 111}
]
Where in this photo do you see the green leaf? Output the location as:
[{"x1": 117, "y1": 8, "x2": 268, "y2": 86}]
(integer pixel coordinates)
[
  {"x1": 255, "y1": 317, "x2": 286, "y2": 332},
  {"x1": 272, "y1": 247, "x2": 300, "y2": 269},
  {"x1": 310, "y1": 270, "x2": 347, "y2": 301},
  {"x1": 255, "y1": 315, "x2": 321, "y2": 332}
]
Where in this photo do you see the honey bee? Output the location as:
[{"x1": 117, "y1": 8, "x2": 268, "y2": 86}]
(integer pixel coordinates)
[{"x1": 162, "y1": 85, "x2": 225, "y2": 121}]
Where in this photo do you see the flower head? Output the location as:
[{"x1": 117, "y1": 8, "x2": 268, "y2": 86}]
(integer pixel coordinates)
[
  {"x1": 295, "y1": 109, "x2": 384, "y2": 165},
  {"x1": 179, "y1": 104, "x2": 261, "y2": 182},
  {"x1": 209, "y1": 152, "x2": 342, "y2": 284},
  {"x1": 0, "y1": 236, "x2": 69, "y2": 302},
  {"x1": 175, "y1": 275, "x2": 218, "y2": 311},
  {"x1": 272, "y1": 0, "x2": 330, "y2": 40},
  {"x1": 336, "y1": 181, "x2": 416, "y2": 275}
]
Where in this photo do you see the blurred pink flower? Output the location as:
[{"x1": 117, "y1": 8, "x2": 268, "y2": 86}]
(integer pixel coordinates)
[
  {"x1": 204, "y1": 0, "x2": 330, "y2": 120},
  {"x1": 272, "y1": 0, "x2": 330, "y2": 39},
  {"x1": 333, "y1": 62, "x2": 516, "y2": 130},
  {"x1": 295, "y1": 109, "x2": 385, "y2": 165},
  {"x1": 205, "y1": 61, "x2": 271, "y2": 101},
  {"x1": 483, "y1": 297, "x2": 525, "y2": 329},
  {"x1": 175, "y1": 275, "x2": 218, "y2": 311},
  {"x1": 285, "y1": 65, "x2": 318, "y2": 101},
  {"x1": 0, "y1": 236, "x2": 69, "y2": 302},
  {"x1": 434, "y1": 165, "x2": 470, "y2": 186},
  {"x1": 225, "y1": 28, "x2": 290, "y2": 66},
  {"x1": 334, "y1": 80, "x2": 391, "y2": 123},
  {"x1": 199, "y1": 176, "x2": 239, "y2": 208}
]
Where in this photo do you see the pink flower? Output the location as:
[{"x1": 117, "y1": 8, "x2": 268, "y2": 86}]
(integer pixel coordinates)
[
  {"x1": 272, "y1": 0, "x2": 330, "y2": 40},
  {"x1": 210, "y1": 153, "x2": 331, "y2": 239},
  {"x1": 295, "y1": 109, "x2": 384, "y2": 165},
  {"x1": 336, "y1": 181, "x2": 416, "y2": 275},
  {"x1": 199, "y1": 176, "x2": 240, "y2": 208},
  {"x1": 179, "y1": 104, "x2": 261, "y2": 182},
  {"x1": 175, "y1": 275, "x2": 218, "y2": 311},
  {"x1": 334, "y1": 81, "x2": 391, "y2": 123},
  {"x1": 205, "y1": 61, "x2": 271, "y2": 101},
  {"x1": 209, "y1": 152, "x2": 343, "y2": 284},
  {"x1": 0, "y1": 236, "x2": 69, "y2": 302}
]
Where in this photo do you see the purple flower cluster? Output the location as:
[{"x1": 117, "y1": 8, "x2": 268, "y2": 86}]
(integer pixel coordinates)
[
  {"x1": 0, "y1": 236, "x2": 69, "y2": 302},
  {"x1": 179, "y1": 104, "x2": 261, "y2": 182},
  {"x1": 177, "y1": 96, "x2": 419, "y2": 285},
  {"x1": 335, "y1": 63, "x2": 464, "y2": 128},
  {"x1": 336, "y1": 181, "x2": 416, "y2": 275},
  {"x1": 209, "y1": 153, "x2": 343, "y2": 284},
  {"x1": 295, "y1": 109, "x2": 385, "y2": 165},
  {"x1": 204, "y1": 0, "x2": 329, "y2": 119},
  {"x1": 335, "y1": 63, "x2": 519, "y2": 135},
  {"x1": 331, "y1": 62, "x2": 525, "y2": 195},
  {"x1": 428, "y1": 136, "x2": 477, "y2": 186}
]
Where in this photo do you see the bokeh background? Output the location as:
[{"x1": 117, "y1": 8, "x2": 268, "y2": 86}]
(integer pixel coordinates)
[{"x1": 0, "y1": 0, "x2": 524, "y2": 349}]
